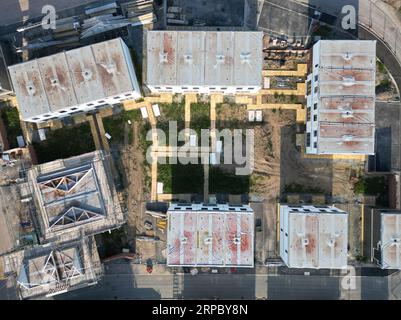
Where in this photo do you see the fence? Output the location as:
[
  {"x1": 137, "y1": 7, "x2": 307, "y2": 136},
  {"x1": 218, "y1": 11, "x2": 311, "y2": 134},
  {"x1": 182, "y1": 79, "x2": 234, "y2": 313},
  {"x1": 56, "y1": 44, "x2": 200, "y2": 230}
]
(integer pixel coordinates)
[{"x1": 359, "y1": 0, "x2": 401, "y2": 65}]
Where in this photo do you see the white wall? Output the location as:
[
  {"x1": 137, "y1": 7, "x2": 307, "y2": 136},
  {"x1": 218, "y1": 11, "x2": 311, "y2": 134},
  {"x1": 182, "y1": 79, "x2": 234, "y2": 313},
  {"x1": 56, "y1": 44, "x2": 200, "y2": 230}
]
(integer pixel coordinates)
[
  {"x1": 279, "y1": 205, "x2": 289, "y2": 266},
  {"x1": 305, "y1": 41, "x2": 321, "y2": 154},
  {"x1": 148, "y1": 85, "x2": 261, "y2": 95},
  {"x1": 26, "y1": 90, "x2": 141, "y2": 123}
]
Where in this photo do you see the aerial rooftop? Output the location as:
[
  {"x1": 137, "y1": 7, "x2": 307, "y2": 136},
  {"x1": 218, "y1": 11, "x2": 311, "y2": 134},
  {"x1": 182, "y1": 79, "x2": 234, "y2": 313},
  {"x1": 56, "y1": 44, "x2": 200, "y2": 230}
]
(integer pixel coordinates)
[
  {"x1": 146, "y1": 31, "x2": 263, "y2": 91},
  {"x1": 306, "y1": 40, "x2": 376, "y2": 155},
  {"x1": 28, "y1": 151, "x2": 124, "y2": 242},
  {"x1": 14, "y1": 238, "x2": 100, "y2": 299},
  {"x1": 167, "y1": 203, "x2": 254, "y2": 267},
  {"x1": 8, "y1": 38, "x2": 140, "y2": 122},
  {"x1": 280, "y1": 205, "x2": 348, "y2": 269},
  {"x1": 380, "y1": 211, "x2": 401, "y2": 269}
]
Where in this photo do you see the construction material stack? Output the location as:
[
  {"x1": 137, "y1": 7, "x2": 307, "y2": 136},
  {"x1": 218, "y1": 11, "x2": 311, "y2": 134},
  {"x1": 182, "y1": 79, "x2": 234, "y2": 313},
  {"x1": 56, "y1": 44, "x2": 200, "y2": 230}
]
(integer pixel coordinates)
[
  {"x1": 121, "y1": 0, "x2": 156, "y2": 27},
  {"x1": 166, "y1": 6, "x2": 188, "y2": 25}
]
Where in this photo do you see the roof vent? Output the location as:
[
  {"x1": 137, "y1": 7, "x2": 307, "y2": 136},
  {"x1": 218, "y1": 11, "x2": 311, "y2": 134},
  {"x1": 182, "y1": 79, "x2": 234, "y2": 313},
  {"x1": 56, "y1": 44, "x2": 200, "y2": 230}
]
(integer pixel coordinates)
[
  {"x1": 160, "y1": 52, "x2": 168, "y2": 64},
  {"x1": 342, "y1": 75, "x2": 356, "y2": 86},
  {"x1": 391, "y1": 237, "x2": 400, "y2": 245},
  {"x1": 240, "y1": 52, "x2": 251, "y2": 65},
  {"x1": 214, "y1": 54, "x2": 225, "y2": 69},
  {"x1": 82, "y1": 69, "x2": 93, "y2": 81},
  {"x1": 204, "y1": 237, "x2": 212, "y2": 245},
  {"x1": 184, "y1": 54, "x2": 193, "y2": 64},
  {"x1": 341, "y1": 110, "x2": 354, "y2": 118},
  {"x1": 327, "y1": 238, "x2": 335, "y2": 247},
  {"x1": 233, "y1": 237, "x2": 241, "y2": 244},
  {"x1": 342, "y1": 53, "x2": 354, "y2": 61},
  {"x1": 338, "y1": 104, "x2": 351, "y2": 111},
  {"x1": 180, "y1": 237, "x2": 187, "y2": 244},
  {"x1": 302, "y1": 238, "x2": 309, "y2": 246},
  {"x1": 50, "y1": 77, "x2": 66, "y2": 91},
  {"x1": 101, "y1": 62, "x2": 117, "y2": 75},
  {"x1": 342, "y1": 134, "x2": 354, "y2": 142},
  {"x1": 26, "y1": 82, "x2": 36, "y2": 96}
]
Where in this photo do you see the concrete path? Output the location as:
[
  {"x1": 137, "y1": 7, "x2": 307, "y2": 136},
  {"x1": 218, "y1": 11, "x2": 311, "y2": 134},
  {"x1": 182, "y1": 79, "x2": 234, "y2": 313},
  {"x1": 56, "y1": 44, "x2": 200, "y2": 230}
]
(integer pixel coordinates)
[
  {"x1": 184, "y1": 94, "x2": 197, "y2": 141},
  {"x1": 247, "y1": 103, "x2": 306, "y2": 123},
  {"x1": 262, "y1": 63, "x2": 307, "y2": 77},
  {"x1": 87, "y1": 116, "x2": 102, "y2": 151}
]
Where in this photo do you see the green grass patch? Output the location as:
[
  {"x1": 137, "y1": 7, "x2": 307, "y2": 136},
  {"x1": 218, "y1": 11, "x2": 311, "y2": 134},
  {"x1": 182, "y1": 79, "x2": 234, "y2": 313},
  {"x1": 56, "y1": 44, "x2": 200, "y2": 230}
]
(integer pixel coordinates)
[
  {"x1": 354, "y1": 176, "x2": 388, "y2": 195},
  {"x1": 284, "y1": 183, "x2": 325, "y2": 194},
  {"x1": 157, "y1": 162, "x2": 204, "y2": 194},
  {"x1": 103, "y1": 110, "x2": 141, "y2": 145},
  {"x1": 32, "y1": 122, "x2": 95, "y2": 164},
  {"x1": 354, "y1": 175, "x2": 389, "y2": 206},
  {"x1": 157, "y1": 102, "x2": 185, "y2": 145},
  {"x1": 190, "y1": 103, "x2": 210, "y2": 137},
  {"x1": 376, "y1": 60, "x2": 387, "y2": 74},
  {"x1": 1, "y1": 107, "x2": 23, "y2": 149},
  {"x1": 209, "y1": 166, "x2": 250, "y2": 194}
]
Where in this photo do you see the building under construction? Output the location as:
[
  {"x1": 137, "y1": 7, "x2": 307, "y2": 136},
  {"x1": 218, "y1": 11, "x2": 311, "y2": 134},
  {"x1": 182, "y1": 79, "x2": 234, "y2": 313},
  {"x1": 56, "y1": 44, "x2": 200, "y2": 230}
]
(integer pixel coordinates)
[
  {"x1": 8, "y1": 38, "x2": 141, "y2": 123},
  {"x1": 0, "y1": 150, "x2": 125, "y2": 299},
  {"x1": 3, "y1": 236, "x2": 102, "y2": 299},
  {"x1": 305, "y1": 40, "x2": 376, "y2": 155},
  {"x1": 28, "y1": 150, "x2": 125, "y2": 243},
  {"x1": 146, "y1": 31, "x2": 263, "y2": 95},
  {"x1": 279, "y1": 205, "x2": 348, "y2": 269},
  {"x1": 167, "y1": 203, "x2": 254, "y2": 267}
]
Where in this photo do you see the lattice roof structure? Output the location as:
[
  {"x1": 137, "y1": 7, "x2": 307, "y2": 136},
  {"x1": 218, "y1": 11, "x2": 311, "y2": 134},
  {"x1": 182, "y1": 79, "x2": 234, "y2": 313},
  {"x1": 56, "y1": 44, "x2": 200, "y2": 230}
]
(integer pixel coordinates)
[
  {"x1": 18, "y1": 247, "x2": 83, "y2": 289},
  {"x1": 28, "y1": 151, "x2": 124, "y2": 242},
  {"x1": 36, "y1": 164, "x2": 105, "y2": 232}
]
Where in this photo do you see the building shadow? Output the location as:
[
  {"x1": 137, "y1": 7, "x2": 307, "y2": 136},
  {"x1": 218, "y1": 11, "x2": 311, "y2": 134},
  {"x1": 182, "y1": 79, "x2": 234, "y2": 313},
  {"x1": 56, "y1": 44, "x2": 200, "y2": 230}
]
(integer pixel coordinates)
[
  {"x1": 279, "y1": 124, "x2": 334, "y2": 203},
  {"x1": 58, "y1": 261, "x2": 162, "y2": 300}
]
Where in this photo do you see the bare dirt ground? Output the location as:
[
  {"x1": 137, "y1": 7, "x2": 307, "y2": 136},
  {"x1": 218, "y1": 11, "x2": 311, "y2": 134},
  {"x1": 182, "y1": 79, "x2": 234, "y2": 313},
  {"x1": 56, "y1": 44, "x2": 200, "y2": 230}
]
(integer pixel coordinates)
[
  {"x1": 119, "y1": 122, "x2": 149, "y2": 248},
  {"x1": 216, "y1": 104, "x2": 295, "y2": 260},
  {"x1": 216, "y1": 102, "x2": 366, "y2": 260}
]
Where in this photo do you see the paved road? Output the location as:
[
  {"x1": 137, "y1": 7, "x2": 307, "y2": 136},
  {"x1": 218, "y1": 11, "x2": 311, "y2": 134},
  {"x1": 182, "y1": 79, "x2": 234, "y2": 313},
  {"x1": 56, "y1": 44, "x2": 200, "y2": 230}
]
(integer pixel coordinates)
[
  {"x1": 58, "y1": 272, "x2": 393, "y2": 300},
  {"x1": 57, "y1": 274, "x2": 168, "y2": 300},
  {"x1": 59, "y1": 273, "x2": 259, "y2": 300},
  {"x1": 0, "y1": 279, "x2": 18, "y2": 300},
  {"x1": 268, "y1": 275, "x2": 340, "y2": 300}
]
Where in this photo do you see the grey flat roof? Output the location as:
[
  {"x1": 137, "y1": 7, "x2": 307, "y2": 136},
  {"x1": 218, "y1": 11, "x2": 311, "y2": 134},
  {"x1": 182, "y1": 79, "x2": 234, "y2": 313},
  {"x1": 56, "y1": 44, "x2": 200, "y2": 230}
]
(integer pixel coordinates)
[
  {"x1": 146, "y1": 30, "x2": 263, "y2": 87},
  {"x1": 381, "y1": 212, "x2": 401, "y2": 269},
  {"x1": 167, "y1": 203, "x2": 254, "y2": 267},
  {"x1": 315, "y1": 40, "x2": 376, "y2": 155},
  {"x1": 283, "y1": 205, "x2": 348, "y2": 268},
  {"x1": 8, "y1": 38, "x2": 136, "y2": 120}
]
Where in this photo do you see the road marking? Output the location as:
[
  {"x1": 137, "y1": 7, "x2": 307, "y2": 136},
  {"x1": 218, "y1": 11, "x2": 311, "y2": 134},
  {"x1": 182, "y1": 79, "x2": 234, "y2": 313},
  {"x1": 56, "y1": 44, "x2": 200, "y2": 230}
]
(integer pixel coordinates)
[
  {"x1": 276, "y1": 203, "x2": 280, "y2": 244},
  {"x1": 361, "y1": 204, "x2": 364, "y2": 256}
]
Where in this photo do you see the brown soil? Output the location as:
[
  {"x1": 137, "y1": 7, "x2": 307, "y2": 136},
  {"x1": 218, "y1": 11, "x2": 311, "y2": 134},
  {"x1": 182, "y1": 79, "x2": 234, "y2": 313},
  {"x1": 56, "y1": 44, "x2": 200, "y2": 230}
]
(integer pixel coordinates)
[{"x1": 120, "y1": 122, "x2": 150, "y2": 245}]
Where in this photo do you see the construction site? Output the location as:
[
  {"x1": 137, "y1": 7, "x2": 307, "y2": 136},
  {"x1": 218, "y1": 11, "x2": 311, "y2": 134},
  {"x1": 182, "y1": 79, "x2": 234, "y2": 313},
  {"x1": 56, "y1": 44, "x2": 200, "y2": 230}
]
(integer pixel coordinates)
[{"x1": 0, "y1": 0, "x2": 399, "y2": 301}]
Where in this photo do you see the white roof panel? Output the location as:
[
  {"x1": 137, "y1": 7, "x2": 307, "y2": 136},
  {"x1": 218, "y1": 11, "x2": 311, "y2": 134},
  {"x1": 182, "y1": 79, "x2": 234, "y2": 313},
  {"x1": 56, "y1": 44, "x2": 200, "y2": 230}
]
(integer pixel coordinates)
[
  {"x1": 147, "y1": 31, "x2": 263, "y2": 88},
  {"x1": 9, "y1": 38, "x2": 138, "y2": 120},
  {"x1": 167, "y1": 203, "x2": 254, "y2": 267}
]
